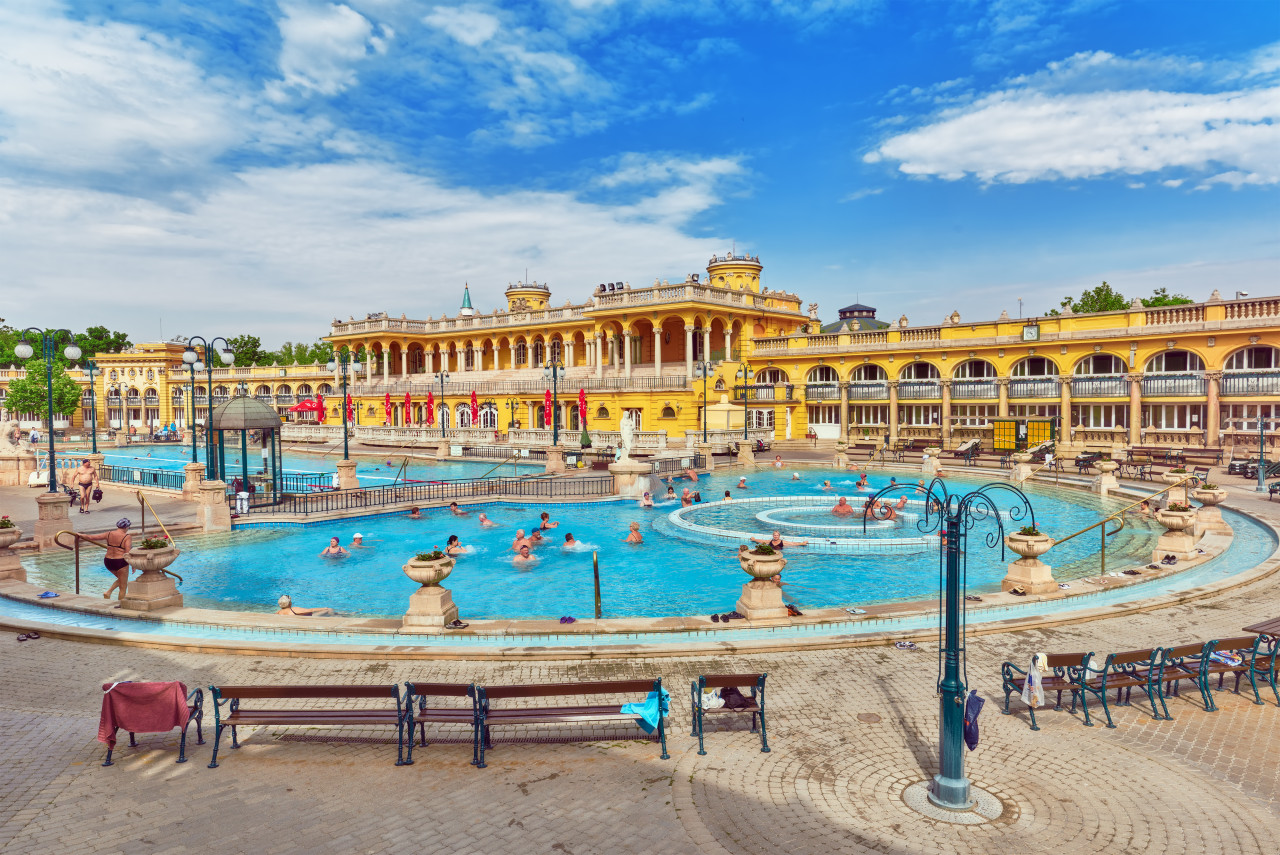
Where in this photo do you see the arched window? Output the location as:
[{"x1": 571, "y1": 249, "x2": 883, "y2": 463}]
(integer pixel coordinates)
[
  {"x1": 661, "y1": 406, "x2": 676, "y2": 418},
  {"x1": 714, "y1": 378, "x2": 726, "y2": 391},
  {"x1": 1011, "y1": 357, "x2": 1058, "y2": 377},
  {"x1": 952, "y1": 359, "x2": 996, "y2": 379},
  {"x1": 851, "y1": 364, "x2": 887, "y2": 382},
  {"x1": 456, "y1": 403, "x2": 472, "y2": 428},
  {"x1": 437, "y1": 405, "x2": 451, "y2": 429},
  {"x1": 317, "y1": 383, "x2": 333, "y2": 396},
  {"x1": 515, "y1": 341, "x2": 527, "y2": 365},
  {"x1": 899, "y1": 362, "x2": 940, "y2": 380},
  {"x1": 276, "y1": 384, "x2": 291, "y2": 395},
  {"x1": 1145, "y1": 350, "x2": 1204, "y2": 373},
  {"x1": 255, "y1": 384, "x2": 271, "y2": 396},
  {"x1": 550, "y1": 340, "x2": 562, "y2": 364},
  {"x1": 1074, "y1": 354, "x2": 1126, "y2": 375},
  {"x1": 756, "y1": 368, "x2": 789, "y2": 384},
  {"x1": 807, "y1": 366, "x2": 839, "y2": 383},
  {"x1": 296, "y1": 384, "x2": 312, "y2": 396},
  {"x1": 1224, "y1": 346, "x2": 1279, "y2": 371},
  {"x1": 596, "y1": 406, "x2": 610, "y2": 420},
  {"x1": 532, "y1": 341, "x2": 545, "y2": 367},
  {"x1": 213, "y1": 385, "x2": 229, "y2": 397},
  {"x1": 479, "y1": 403, "x2": 497, "y2": 429}
]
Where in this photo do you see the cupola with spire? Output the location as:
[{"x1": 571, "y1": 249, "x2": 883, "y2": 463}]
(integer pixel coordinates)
[{"x1": 459, "y1": 283, "x2": 476, "y2": 317}]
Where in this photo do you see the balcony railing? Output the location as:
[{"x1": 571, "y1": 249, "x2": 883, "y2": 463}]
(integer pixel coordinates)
[
  {"x1": 847, "y1": 381, "x2": 889, "y2": 400},
  {"x1": 950, "y1": 381, "x2": 998, "y2": 400},
  {"x1": 1221, "y1": 371, "x2": 1280, "y2": 396},
  {"x1": 1008, "y1": 378, "x2": 1060, "y2": 398},
  {"x1": 1071, "y1": 376, "x2": 1128, "y2": 397},
  {"x1": 1142, "y1": 374, "x2": 1206, "y2": 397},
  {"x1": 897, "y1": 381, "x2": 941, "y2": 400},
  {"x1": 804, "y1": 383, "x2": 841, "y2": 401},
  {"x1": 733, "y1": 384, "x2": 795, "y2": 402},
  {"x1": 275, "y1": 395, "x2": 295, "y2": 404}
]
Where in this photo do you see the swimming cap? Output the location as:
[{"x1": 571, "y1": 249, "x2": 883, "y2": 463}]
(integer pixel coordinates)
[{"x1": 116, "y1": 518, "x2": 131, "y2": 529}]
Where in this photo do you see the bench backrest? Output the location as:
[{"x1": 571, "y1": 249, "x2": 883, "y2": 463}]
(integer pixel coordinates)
[
  {"x1": 212, "y1": 685, "x2": 400, "y2": 700},
  {"x1": 699, "y1": 673, "x2": 765, "y2": 691},
  {"x1": 1107, "y1": 648, "x2": 1160, "y2": 667},
  {"x1": 1212, "y1": 636, "x2": 1259, "y2": 655},
  {"x1": 480, "y1": 679, "x2": 658, "y2": 701},
  {"x1": 1044, "y1": 652, "x2": 1089, "y2": 669},
  {"x1": 1163, "y1": 642, "x2": 1207, "y2": 659},
  {"x1": 405, "y1": 682, "x2": 473, "y2": 699}
]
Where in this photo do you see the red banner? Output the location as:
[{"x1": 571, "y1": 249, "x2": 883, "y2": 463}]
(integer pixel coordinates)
[
  {"x1": 383, "y1": 392, "x2": 391, "y2": 425},
  {"x1": 543, "y1": 389, "x2": 552, "y2": 428},
  {"x1": 426, "y1": 391, "x2": 435, "y2": 426},
  {"x1": 470, "y1": 391, "x2": 479, "y2": 426},
  {"x1": 345, "y1": 394, "x2": 353, "y2": 423}
]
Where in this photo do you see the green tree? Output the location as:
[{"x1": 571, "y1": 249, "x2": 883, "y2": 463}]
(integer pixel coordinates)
[
  {"x1": 4, "y1": 360, "x2": 82, "y2": 421},
  {"x1": 276, "y1": 339, "x2": 333, "y2": 365},
  {"x1": 74, "y1": 326, "x2": 131, "y2": 359},
  {"x1": 227, "y1": 334, "x2": 270, "y2": 367},
  {"x1": 1139, "y1": 287, "x2": 1193, "y2": 308},
  {"x1": 1047, "y1": 281, "x2": 1129, "y2": 315}
]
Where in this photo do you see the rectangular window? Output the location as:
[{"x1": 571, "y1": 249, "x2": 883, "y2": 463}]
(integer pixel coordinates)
[
  {"x1": 950, "y1": 404, "x2": 998, "y2": 426},
  {"x1": 1223, "y1": 403, "x2": 1278, "y2": 431},
  {"x1": 806, "y1": 404, "x2": 840, "y2": 425},
  {"x1": 747, "y1": 408, "x2": 774, "y2": 430},
  {"x1": 1010, "y1": 404, "x2": 1060, "y2": 419},
  {"x1": 898, "y1": 405, "x2": 940, "y2": 426},
  {"x1": 1143, "y1": 404, "x2": 1205, "y2": 429},
  {"x1": 1071, "y1": 405, "x2": 1130, "y2": 428},
  {"x1": 851, "y1": 405, "x2": 888, "y2": 425}
]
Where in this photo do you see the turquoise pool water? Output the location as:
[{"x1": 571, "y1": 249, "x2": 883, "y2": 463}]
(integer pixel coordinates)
[
  {"x1": 103, "y1": 444, "x2": 539, "y2": 485},
  {"x1": 22, "y1": 468, "x2": 1165, "y2": 620}
]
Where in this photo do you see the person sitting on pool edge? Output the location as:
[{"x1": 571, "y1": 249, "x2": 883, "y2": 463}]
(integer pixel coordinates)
[
  {"x1": 539, "y1": 511, "x2": 558, "y2": 530},
  {"x1": 319, "y1": 537, "x2": 348, "y2": 557},
  {"x1": 277, "y1": 595, "x2": 335, "y2": 617},
  {"x1": 513, "y1": 544, "x2": 536, "y2": 564},
  {"x1": 624, "y1": 522, "x2": 643, "y2": 544},
  {"x1": 446, "y1": 535, "x2": 465, "y2": 556},
  {"x1": 449, "y1": 502, "x2": 469, "y2": 516},
  {"x1": 407, "y1": 506, "x2": 422, "y2": 519},
  {"x1": 831, "y1": 497, "x2": 855, "y2": 517}
]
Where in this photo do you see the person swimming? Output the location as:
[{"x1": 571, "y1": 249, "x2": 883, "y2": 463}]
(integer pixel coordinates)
[
  {"x1": 855, "y1": 473, "x2": 869, "y2": 489},
  {"x1": 751, "y1": 530, "x2": 807, "y2": 550},
  {"x1": 723, "y1": 490, "x2": 732, "y2": 500},
  {"x1": 563, "y1": 532, "x2": 578, "y2": 548},
  {"x1": 528, "y1": 526, "x2": 544, "y2": 544},
  {"x1": 790, "y1": 472, "x2": 800, "y2": 480},
  {"x1": 407, "y1": 507, "x2": 422, "y2": 519},
  {"x1": 539, "y1": 512, "x2": 558, "y2": 530},
  {"x1": 511, "y1": 529, "x2": 531, "y2": 552},
  {"x1": 624, "y1": 522, "x2": 643, "y2": 544},
  {"x1": 737, "y1": 477, "x2": 748, "y2": 489},
  {"x1": 446, "y1": 535, "x2": 465, "y2": 556},
  {"x1": 513, "y1": 544, "x2": 536, "y2": 564},
  {"x1": 319, "y1": 537, "x2": 348, "y2": 558},
  {"x1": 665, "y1": 486, "x2": 676, "y2": 499},
  {"x1": 641, "y1": 491, "x2": 653, "y2": 508},
  {"x1": 449, "y1": 502, "x2": 469, "y2": 516},
  {"x1": 277, "y1": 595, "x2": 335, "y2": 617},
  {"x1": 822, "y1": 480, "x2": 833, "y2": 491},
  {"x1": 349, "y1": 533, "x2": 368, "y2": 549},
  {"x1": 685, "y1": 468, "x2": 699, "y2": 482},
  {"x1": 478, "y1": 513, "x2": 499, "y2": 527}
]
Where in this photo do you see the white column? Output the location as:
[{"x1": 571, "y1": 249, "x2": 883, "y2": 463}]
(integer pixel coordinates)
[
  {"x1": 723, "y1": 329, "x2": 732, "y2": 362},
  {"x1": 654, "y1": 329, "x2": 662, "y2": 376},
  {"x1": 400, "y1": 348, "x2": 408, "y2": 376},
  {"x1": 702, "y1": 328, "x2": 711, "y2": 364},
  {"x1": 508, "y1": 342, "x2": 515, "y2": 371},
  {"x1": 566, "y1": 340, "x2": 574, "y2": 368},
  {"x1": 624, "y1": 331, "x2": 633, "y2": 379},
  {"x1": 595, "y1": 333, "x2": 604, "y2": 378},
  {"x1": 685, "y1": 326, "x2": 694, "y2": 380},
  {"x1": 365, "y1": 351, "x2": 373, "y2": 381},
  {"x1": 382, "y1": 350, "x2": 389, "y2": 382}
]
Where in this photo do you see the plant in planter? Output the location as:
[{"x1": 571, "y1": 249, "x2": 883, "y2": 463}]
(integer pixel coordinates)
[
  {"x1": 1201, "y1": 483, "x2": 1218, "y2": 491},
  {"x1": 1018, "y1": 525, "x2": 1042, "y2": 537},
  {"x1": 750, "y1": 542, "x2": 776, "y2": 556},
  {"x1": 138, "y1": 534, "x2": 171, "y2": 550},
  {"x1": 1168, "y1": 468, "x2": 1188, "y2": 474},
  {"x1": 0, "y1": 515, "x2": 14, "y2": 529},
  {"x1": 1166, "y1": 502, "x2": 1191, "y2": 513},
  {"x1": 415, "y1": 549, "x2": 445, "y2": 561}
]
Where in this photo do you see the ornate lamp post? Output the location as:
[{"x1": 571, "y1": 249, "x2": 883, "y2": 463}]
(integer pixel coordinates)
[
  {"x1": 182, "y1": 336, "x2": 235, "y2": 473},
  {"x1": 864, "y1": 478, "x2": 1035, "y2": 811},
  {"x1": 83, "y1": 358, "x2": 99, "y2": 454},
  {"x1": 694, "y1": 361, "x2": 713, "y2": 443},
  {"x1": 14, "y1": 328, "x2": 81, "y2": 493},
  {"x1": 735, "y1": 362, "x2": 755, "y2": 440},
  {"x1": 325, "y1": 347, "x2": 362, "y2": 460},
  {"x1": 544, "y1": 359, "x2": 565, "y2": 445},
  {"x1": 505, "y1": 398, "x2": 519, "y2": 429},
  {"x1": 1255, "y1": 414, "x2": 1275, "y2": 493},
  {"x1": 432, "y1": 368, "x2": 450, "y2": 438}
]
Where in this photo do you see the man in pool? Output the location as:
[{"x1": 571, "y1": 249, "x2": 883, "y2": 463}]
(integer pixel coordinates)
[
  {"x1": 528, "y1": 526, "x2": 544, "y2": 544},
  {"x1": 915, "y1": 479, "x2": 927, "y2": 494},
  {"x1": 684, "y1": 468, "x2": 698, "y2": 482},
  {"x1": 563, "y1": 532, "x2": 578, "y2": 548},
  {"x1": 681, "y1": 487, "x2": 693, "y2": 507},
  {"x1": 407, "y1": 507, "x2": 422, "y2": 519},
  {"x1": 478, "y1": 513, "x2": 499, "y2": 527},
  {"x1": 449, "y1": 502, "x2": 469, "y2": 516},
  {"x1": 276, "y1": 595, "x2": 335, "y2": 617},
  {"x1": 513, "y1": 544, "x2": 536, "y2": 564},
  {"x1": 624, "y1": 522, "x2": 643, "y2": 544},
  {"x1": 538, "y1": 511, "x2": 558, "y2": 530},
  {"x1": 831, "y1": 497, "x2": 855, "y2": 517},
  {"x1": 349, "y1": 533, "x2": 368, "y2": 548},
  {"x1": 511, "y1": 529, "x2": 531, "y2": 551},
  {"x1": 319, "y1": 537, "x2": 348, "y2": 557},
  {"x1": 737, "y1": 476, "x2": 749, "y2": 489}
]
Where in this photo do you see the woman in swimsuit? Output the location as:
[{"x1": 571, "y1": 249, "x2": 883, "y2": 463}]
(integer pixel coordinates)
[
  {"x1": 446, "y1": 535, "x2": 465, "y2": 556},
  {"x1": 751, "y1": 530, "x2": 808, "y2": 550},
  {"x1": 276, "y1": 595, "x2": 335, "y2": 616},
  {"x1": 74, "y1": 459, "x2": 98, "y2": 514},
  {"x1": 319, "y1": 537, "x2": 348, "y2": 558},
  {"x1": 84, "y1": 518, "x2": 132, "y2": 600}
]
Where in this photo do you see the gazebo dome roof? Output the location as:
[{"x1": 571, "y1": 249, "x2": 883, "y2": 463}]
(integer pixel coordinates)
[{"x1": 210, "y1": 396, "x2": 283, "y2": 431}]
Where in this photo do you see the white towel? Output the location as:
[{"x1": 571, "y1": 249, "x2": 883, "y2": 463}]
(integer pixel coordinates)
[{"x1": 1021, "y1": 653, "x2": 1046, "y2": 708}]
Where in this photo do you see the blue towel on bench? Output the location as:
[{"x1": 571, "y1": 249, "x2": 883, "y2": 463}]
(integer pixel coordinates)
[{"x1": 621, "y1": 688, "x2": 669, "y2": 734}]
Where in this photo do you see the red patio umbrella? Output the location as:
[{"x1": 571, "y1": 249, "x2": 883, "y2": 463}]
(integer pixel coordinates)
[
  {"x1": 426, "y1": 390, "x2": 435, "y2": 426},
  {"x1": 470, "y1": 391, "x2": 479, "y2": 427},
  {"x1": 345, "y1": 394, "x2": 354, "y2": 423},
  {"x1": 288, "y1": 398, "x2": 320, "y2": 413},
  {"x1": 404, "y1": 391, "x2": 412, "y2": 425},
  {"x1": 578, "y1": 388, "x2": 587, "y2": 424},
  {"x1": 316, "y1": 392, "x2": 325, "y2": 423},
  {"x1": 383, "y1": 392, "x2": 391, "y2": 425},
  {"x1": 543, "y1": 389, "x2": 552, "y2": 429}
]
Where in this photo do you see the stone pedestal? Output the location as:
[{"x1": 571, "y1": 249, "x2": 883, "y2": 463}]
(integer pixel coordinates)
[
  {"x1": 922, "y1": 454, "x2": 942, "y2": 479},
  {"x1": 34, "y1": 492, "x2": 71, "y2": 551},
  {"x1": 608, "y1": 459, "x2": 652, "y2": 497},
  {"x1": 544, "y1": 444, "x2": 566, "y2": 474},
  {"x1": 0, "y1": 449, "x2": 37, "y2": 488},
  {"x1": 182, "y1": 461, "x2": 206, "y2": 501},
  {"x1": 0, "y1": 528, "x2": 25, "y2": 582},
  {"x1": 1093, "y1": 460, "x2": 1119, "y2": 497},
  {"x1": 196, "y1": 480, "x2": 232, "y2": 532},
  {"x1": 697, "y1": 443, "x2": 715, "y2": 472},
  {"x1": 120, "y1": 546, "x2": 183, "y2": 612},
  {"x1": 1153, "y1": 508, "x2": 1199, "y2": 562},
  {"x1": 1191, "y1": 488, "x2": 1231, "y2": 537},
  {"x1": 114, "y1": 433, "x2": 125, "y2": 447},
  {"x1": 833, "y1": 446, "x2": 849, "y2": 468},
  {"x1": 736, "y1": 445, "x2": 755, "y2": 466},
  {"x1": 1009, "y1": 452, "x2": 1034, "y2": 483},
  {"x1": 1002, "y1": 533, "x2": 1057, "y2": 594},
  {"x1": 336, "y1": 459, "x2": 360, "y2": 490},
  {"x1": 735, "y1": 546, "x2": 789, "y2": 620},
  {"x1": 401, "y1": 557, "x2": 459, "y2": 633}
]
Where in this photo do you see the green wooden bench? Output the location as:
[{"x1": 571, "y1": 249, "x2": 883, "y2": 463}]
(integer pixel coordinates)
[
  {"x1": 1000, "y1": 652, "x2": 1090, "y2": 730},
  {"x1": 1076, "y1": 648, "x2": 1167, "y2": 727},
  {"x1": 690, "y1": 673, "x2": 769, "y2": 755},
  {"x1": 401, "y1": 682, "x2": 478, "y2": 766}
]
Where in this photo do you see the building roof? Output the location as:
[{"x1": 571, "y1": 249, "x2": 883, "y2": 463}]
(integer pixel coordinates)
[
  {"x1": 839, "y1": 303, "x2": 876, "y2": 313},
  {"x1": 210, "y1": 396, "x2": 283, "y2": 431},
  {"x1": 461, "y1": 284, "x2": 473, "y2": 310},
  {"x1": 820, "y1": 317, "x2": 890, "y2": 334}
]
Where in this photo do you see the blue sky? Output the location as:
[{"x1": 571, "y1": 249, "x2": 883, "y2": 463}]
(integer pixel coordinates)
[{"x1": 1, "y1": 0, "x2": 1277, "y2": 346}]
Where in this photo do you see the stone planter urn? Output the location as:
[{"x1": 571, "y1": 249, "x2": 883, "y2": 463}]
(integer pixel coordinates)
[
  {"x1": 1152, "y1": 507, "x2": 1199, "y2": 562},
  {"x1": 1093, "y1": 459, "x2": 1119, "y2": 496},
  {"x1": 1009, "y1": 452, "x2": 1035, "y2": 483},
  {"x1": 401, "y1": 554, "x2": 459, "y2": 633},
  {"x1": 1001, "y1": 531, "x2": 1058, "y2": 594},
  {"x1": 735, "y1": 546, "x2": 789, "y2": 620},
  {"x1": 1191, "y1": 487, "x2": 1231, "y2": 537},
  {"x1": 1161, "y1": 470, "x2": 1192, "y2": 505},
  {"x1": 120, "y1": 543, "x2": 183, "y2": 611},
  {"x1": 0, "y1": 525, "x2": 25, "y2": 582}
]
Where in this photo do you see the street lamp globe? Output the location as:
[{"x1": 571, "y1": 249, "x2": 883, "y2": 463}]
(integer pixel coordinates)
[
  {"x1": 193, "y1": 361, "x2": 206, "y2": 373},
  {"x1": 14, "y1": 341, "x2": 33, "y2": 360},
  {"x1": 64, "y1": 344, "x2": 82, "y2": 361},
  {"x1": 326, "y1": 359, "x2": 337, "y2": 372},
  {"x1": 183, "y1": 347, "x2": 198, "y2": 364},
  {"x1": 219, "y1": 349, "x2": 235, "y2": 365},
  {"x1": 352, "y1": 360, "x2": 363, "y2": 373}
]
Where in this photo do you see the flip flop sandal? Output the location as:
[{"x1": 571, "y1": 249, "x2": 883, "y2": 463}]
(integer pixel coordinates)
[
  {"x1": 563, "y1": 617, "x2": 576, "y2": 624},
  {"x1": 727, "y1": 611, "x2": 745, "y2": 620},
  {"x1": 964, "y1": 595, "x2": 983, "y2": 602},
  {"x1": 844, "y1": 607, "x2": 867, "y2": 615},
  {"x1": 16, "y1": 634, "x2": 29, "y2": 641},
  {"x1": 445, "y1": 620, "x2": 469, "y2": 629},
  {"x1": 894, "y1": 641, "x2": 917, "y2": 650},
  {"x1": 1009, "y1": 587, "x2": 1027, "y2": 596},
  {"x1": 711, "y1": 614, "x2": 721, "y2": 622},
  {"x1": 1058, "y1": 583, "x2": 1071, "y2": 589},
  {"x1": 27, "y1": 632, "x2": 39, "y2": 639},
  {"x1": 37, "y1": 592, "x2": 58, "y2": 599}
]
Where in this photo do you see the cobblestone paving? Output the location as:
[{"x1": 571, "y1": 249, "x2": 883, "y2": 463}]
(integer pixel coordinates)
[{"x1": 1, "y1": 491, "x2": 1277, "y2": 854}]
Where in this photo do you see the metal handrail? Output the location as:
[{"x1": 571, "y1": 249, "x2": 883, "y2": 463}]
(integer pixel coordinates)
[
  {"x1": 53, "y1": 528, "x2": 185, "y2": 589},
  {"x1": 479, "y1": 453, "x2": 524, "y2": 479},
  {"x1": 135, "y1": 490, "x2": 174, "y2": 542}
]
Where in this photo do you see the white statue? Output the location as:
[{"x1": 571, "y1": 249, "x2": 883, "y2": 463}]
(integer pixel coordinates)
[
  {"x1": 618, "y1": 411, "x2": 636, "y2": 462},
  {"x1": 0, "y1": 421, "x2": 26, "y2": 454}
]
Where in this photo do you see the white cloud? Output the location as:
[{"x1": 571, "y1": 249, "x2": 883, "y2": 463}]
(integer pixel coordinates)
[
  {"x1": 272, "y1": 2, "x2": 391, "y2": 98},
  {"x1": 0, "y1": 159, "x2": 738, "y2": 343},
  {"x1": 423, "y1": 5, "x2": 501, "y2": 46},
  {"x1": 865, "y1": 49, "x2": 1280, "y2": 187},
  {"x1": 840, "y1": 188, "x2": 883, "y2": 201}
]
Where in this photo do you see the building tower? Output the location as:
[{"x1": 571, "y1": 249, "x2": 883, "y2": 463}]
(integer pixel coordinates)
[
  {"x1": 505, "y1": 279, "x2": 551, "y2": 312},
  {"x1": 459, "y1": 284, "x2": 476, "y2": 317},
  {"x1": 705, "y1": 252, "x2": 763, "y2": 292}
]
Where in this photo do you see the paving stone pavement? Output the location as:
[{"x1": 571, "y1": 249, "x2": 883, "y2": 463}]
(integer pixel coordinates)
[{"x1": 1, "y1": 491, "x2": 1277, "y2": 854}]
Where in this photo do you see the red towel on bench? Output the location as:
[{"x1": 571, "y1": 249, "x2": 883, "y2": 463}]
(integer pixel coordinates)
[{"x1": 98, "y1": 682, "x2": 191, "y2": 749}]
